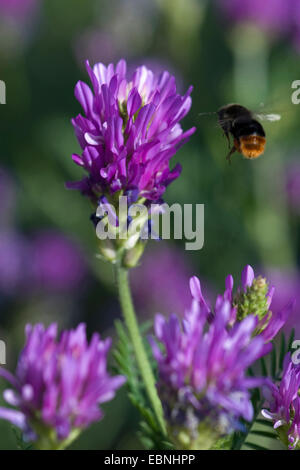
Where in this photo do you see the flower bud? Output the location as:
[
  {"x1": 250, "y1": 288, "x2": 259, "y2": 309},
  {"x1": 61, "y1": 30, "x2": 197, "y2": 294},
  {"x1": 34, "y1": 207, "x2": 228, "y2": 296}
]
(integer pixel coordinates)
[
  {"x1": 97, "y1": 239, "x2": 118, "y2": 263},
  {"x1": 234, "y1": 276, "x2": 269, "y2": 322},
  {"x1": 122, "y1": 241, "x2": 146, "y2": 268}
]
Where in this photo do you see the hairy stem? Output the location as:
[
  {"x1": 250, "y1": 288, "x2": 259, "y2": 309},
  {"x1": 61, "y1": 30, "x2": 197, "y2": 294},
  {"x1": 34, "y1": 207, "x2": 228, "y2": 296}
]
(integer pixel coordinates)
[{"x1": 115, "y1": 263, "x2": 166, "y2": 435}]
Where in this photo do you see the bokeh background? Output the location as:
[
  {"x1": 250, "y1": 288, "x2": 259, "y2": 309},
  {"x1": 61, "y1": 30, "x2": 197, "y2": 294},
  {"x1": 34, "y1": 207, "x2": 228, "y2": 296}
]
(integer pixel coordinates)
[{"x1": 0, "y1": 0, "x2": 300, "y2": 450}]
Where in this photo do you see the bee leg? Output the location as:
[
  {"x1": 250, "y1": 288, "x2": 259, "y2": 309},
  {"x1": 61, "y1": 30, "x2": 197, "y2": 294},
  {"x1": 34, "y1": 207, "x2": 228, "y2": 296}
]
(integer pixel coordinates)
[
  {"x1": 223, "y1": 131, "x2": 231, "y2": 148},
  {"x1": 226, "y1": 146, "x2": 236, "y2": 164}
]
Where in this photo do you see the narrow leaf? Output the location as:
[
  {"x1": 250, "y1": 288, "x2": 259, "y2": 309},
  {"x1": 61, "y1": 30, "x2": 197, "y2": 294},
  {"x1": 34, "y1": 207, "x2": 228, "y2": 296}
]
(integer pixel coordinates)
[
  {"x1": 250, "y1": 429, "x2": 277, "y2": 439},
  {"x1": 260, "y1": 357, "x2": 268, "y2": 377},
  {"x1": 255, "y1": 419, "x2": 275, "y2": 428},
  {"x1": 279, "y1": 333, "x2": 286, "y2": 370},
  {"x1": 271, "y1": 346, "x2": 277, "y2": 379},
  {"x1": 244, "y1": 442, "x2": 269, "y2": 450},
  {"x1": 288, "y1": 328, "x2": 295, "y2": 351}
]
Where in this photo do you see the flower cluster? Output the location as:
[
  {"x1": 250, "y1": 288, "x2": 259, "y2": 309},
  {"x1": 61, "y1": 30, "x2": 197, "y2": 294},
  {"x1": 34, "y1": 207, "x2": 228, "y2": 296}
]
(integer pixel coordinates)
[
  {"x1": 265, "y1": 268, "x2": 300, "y2": 337},
  {"x1": 286, "y1": 161, "x2": 300, "y2": 215},
  {"x1": 68, "y1": 59, "x2": 194, "y2": 266},
  {"x1": 224, "y1": 265, "x2": 294, "y2": 342},
  {"x1": 0, "y1": 230, "x2": 86, "y2": 296},
  {"x1": 69, "y1": 59, "x2": 195, "y2": 203},
  {"x1": 217, "y1": 0, "x2": 300, "y2": 52},
  {"x1": 0, "y1": 0, "x2": 38, "y2": 20},
  {"x1": 262, "y1": 353, "x2": 300, "y2": 449},
  {"x1": 0, "y1": 323, "x2": 125, "y2": 449},
  {"x1": 131, "y1": 242, "x2": 194, "y2": 316},
  {"x1": 217, "y1": 0, "x2": 292, "y2": 33},
  {"x1": 150, "y1": 276, "x2": 271, "y2": 450},
  {"x1": 67, "y1": 60, "x2": 195, "y2": 267}
]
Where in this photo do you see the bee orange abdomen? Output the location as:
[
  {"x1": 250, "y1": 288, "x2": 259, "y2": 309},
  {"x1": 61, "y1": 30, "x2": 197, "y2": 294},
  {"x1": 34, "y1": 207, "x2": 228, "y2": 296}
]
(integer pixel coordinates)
[{"x1": 234, "y1": 135, "x2": 266, "y2": 159}]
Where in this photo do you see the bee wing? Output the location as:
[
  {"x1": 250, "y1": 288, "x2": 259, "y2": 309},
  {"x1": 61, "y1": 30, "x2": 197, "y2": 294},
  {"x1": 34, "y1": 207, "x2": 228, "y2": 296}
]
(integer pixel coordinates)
[{"x1": 255, "y1": 113, "x2": 281, "y2": 122}]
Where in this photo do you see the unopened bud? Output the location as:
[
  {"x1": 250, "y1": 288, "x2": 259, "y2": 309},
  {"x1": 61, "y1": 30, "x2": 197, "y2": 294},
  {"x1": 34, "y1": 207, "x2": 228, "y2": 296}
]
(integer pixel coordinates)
[
  {"x1": 122, "y1": 241, "x2": 146, "y2": 268},
  {"x1": 234, "y1": 276, "x2": 269, "y2": 322}
]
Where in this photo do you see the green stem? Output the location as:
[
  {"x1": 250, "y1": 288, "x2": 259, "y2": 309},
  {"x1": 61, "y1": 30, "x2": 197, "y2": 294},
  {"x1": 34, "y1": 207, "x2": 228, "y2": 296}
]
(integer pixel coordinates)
[
  {"x1": 115, "y1": 263, "x2": 166, "y2": 435},
  {"x1": 34, "y1": 427, "x2": 81, "y2": 450}
]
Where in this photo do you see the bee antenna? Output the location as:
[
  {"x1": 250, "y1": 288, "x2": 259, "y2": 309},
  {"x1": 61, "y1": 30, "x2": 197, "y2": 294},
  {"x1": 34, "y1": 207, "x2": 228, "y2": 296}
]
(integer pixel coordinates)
[{"x1": 198, "y1": 111, "x2": 216, "y2": 116}]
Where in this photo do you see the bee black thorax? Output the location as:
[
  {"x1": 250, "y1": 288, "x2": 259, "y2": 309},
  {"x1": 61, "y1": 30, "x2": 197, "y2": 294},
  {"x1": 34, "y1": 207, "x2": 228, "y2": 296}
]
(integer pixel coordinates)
[
  {"x1": 217, "y1": 104, "x2": 267, "y2": 161},
  {"x1": 217, "y1": 104, "x2": 266, "y2": 140}
]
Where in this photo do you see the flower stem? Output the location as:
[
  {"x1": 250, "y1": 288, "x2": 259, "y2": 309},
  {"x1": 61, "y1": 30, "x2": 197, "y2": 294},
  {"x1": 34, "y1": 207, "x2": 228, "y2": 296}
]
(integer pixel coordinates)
[
  {"x1": 34, "y1": 428, "x2": 81, "y2": 450},
  {"x1": 115, "y1": 263, "x2": 166, "y2": 435}
]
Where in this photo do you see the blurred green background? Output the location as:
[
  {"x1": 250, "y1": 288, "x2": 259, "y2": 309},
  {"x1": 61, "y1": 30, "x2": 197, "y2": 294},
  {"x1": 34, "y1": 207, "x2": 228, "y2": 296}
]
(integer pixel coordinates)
[{"x1": 0, "y1": 0, "x2": 299, "y2": 450}]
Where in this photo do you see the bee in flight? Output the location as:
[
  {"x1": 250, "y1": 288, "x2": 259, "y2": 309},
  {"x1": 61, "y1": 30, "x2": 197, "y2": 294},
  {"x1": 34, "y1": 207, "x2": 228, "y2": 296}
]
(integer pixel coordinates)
[{"x1": 201, "y1": 103, "x2": 281, "y2": 163}]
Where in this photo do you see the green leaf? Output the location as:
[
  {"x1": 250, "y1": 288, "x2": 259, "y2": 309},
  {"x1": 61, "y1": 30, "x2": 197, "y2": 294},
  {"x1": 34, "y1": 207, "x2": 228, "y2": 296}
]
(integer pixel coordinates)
[
  {"x1": 250, "y1": 429, "x2": 277, "y2": 439},
  {"x1": 245, "y1": 442, "x2": 271, "y2": 451},
  {"x1": 288, "y1": 329, "x2": 295, "y2": 351},
  {"x1": 271, "y1": 346, "x2": 277, "y2": 379},
  {"x1": 11, "y1": 427, "x2": 32, "y2": 450},
  {"x1": 113, "y1": 319, "x2": 172, "y2": 450},
  {"x1": 260, "y1": 357, "x2": 268, "y2": 377},
  {"x1": 279, "y1": 332, "x2": 286, "y2": 370},
  {"x1": 255, "y1": 419, "x2": 274, "y2": 428}
]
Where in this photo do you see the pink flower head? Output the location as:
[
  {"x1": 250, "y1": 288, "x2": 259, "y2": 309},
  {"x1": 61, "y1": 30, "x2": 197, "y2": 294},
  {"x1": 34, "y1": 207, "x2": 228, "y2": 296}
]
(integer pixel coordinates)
[
  {"x1": 68, "y1": 59, "x2": 195, "y2": 202},
  {"x1": 0, "y1": 323, "x2": 125, "y2": 446}
]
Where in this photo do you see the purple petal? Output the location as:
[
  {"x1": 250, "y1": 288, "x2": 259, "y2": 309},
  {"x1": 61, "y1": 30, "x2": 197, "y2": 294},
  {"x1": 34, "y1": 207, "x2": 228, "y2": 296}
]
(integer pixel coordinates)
[
  {"x1": 0, "y1": 407, "x2": 27, "y2": 430},
  {"x1": 74, "y1": 81, "x2": 94, "y2": 118},
  {"x1": 0, "y1": 367, "x2": 19, "y2": 388},
  {"x1": 241, "y1": 265, "x2": 254, "y2": 291}
]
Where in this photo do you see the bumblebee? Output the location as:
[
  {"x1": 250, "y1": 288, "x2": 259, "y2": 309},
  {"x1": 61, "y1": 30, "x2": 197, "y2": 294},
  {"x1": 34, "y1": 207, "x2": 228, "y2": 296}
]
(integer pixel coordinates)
[
  {"x1": 200, "y1": 103, "x2": 281, "y2": 163},
  {"x1": 218, "y1": 104, "x2": 269, "y2": 162}
]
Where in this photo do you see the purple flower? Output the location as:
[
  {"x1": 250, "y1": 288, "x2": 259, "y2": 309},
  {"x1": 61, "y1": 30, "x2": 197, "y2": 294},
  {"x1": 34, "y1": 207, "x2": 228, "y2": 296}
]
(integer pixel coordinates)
[
  {"x1": 74, "y1": 30, "x2": 118, "y2": 69},
  {"x1": 0, "y1": 230, "x2": 87, "y2": 297},
  {"x1": 0, "y1": 231, "x2": 30, "y2": 296},
  {"x1": 0, "y1": 168, "x2": 17, "y2": 228},
  {"x1": 224, "y1": 265, "x2": 294, "y2": 342},
  {"x1": 286, "y1": 161, "x2": 300, "y2": 214},
  {"x1": 265, "y1": 268, "x2": 300, "y2": 337},
  {"x1": 0, "y1": 323, "x2": 125, "y2": 449},
  {"x1": 127, "y1": 59, "x2": 184, "y2": 93},
  {"x1": 150, "y1": 276, "x2": 271, "y2": 449},
  {"x1": 217, "y1": 0, "x2": 300, "y2": 52},
  {"x1": 68, "y1": 59, "x2": 195, "y2": 202},
  {"x1": 262, "y1": 354, "x2": 300, "y2": 449},
  {"x1": 131, "y1": 242, "x2": 200, "y2": 316},
  {"x1": 217, "y1": 0, "x2": 292, "y2": 34},
  {"x1": 73, "y1": 0, "x2": 158, "y2": 66},
  {"x1": 31, "y1": 231, "x2": 86, "y2": 292},
  {"x1": 0, "y1": 0, "x2": 38, "y2": 20}
]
